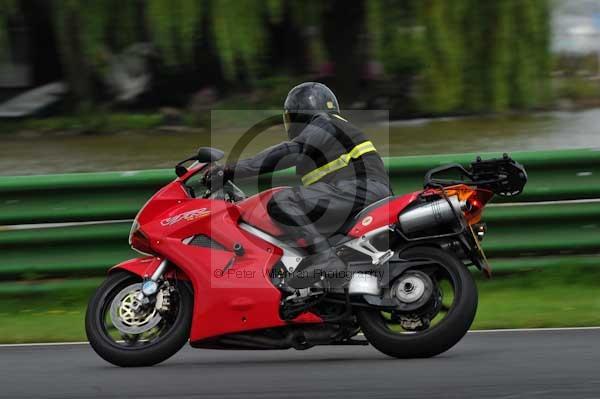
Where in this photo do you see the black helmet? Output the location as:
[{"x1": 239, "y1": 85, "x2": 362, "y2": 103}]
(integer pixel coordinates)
[{"x1": 283, "y1": 82, "x2": 340, "y2": 139}]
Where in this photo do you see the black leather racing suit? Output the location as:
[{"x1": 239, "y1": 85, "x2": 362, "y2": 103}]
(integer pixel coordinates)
[{"x1": 230, "y1": 112, "x2": 391, "y2": 252}]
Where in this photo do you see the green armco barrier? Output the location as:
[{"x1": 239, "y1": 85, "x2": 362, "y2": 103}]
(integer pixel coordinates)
[
  {"x1": 1, "y1": 200, "x2": 599, "y2": 278},
  {"x1": 0, "y1": 277, "x2": 103, "y2": 296},
  {"x1": 0, "y1": 170, "x2": 172, "y2": 225},
  {"x1": 1, "y1": 148, "x2": 600, "y2": 225},
  {"x1": 0, "y1": 222, "x2": 133, "y2": 277},
  {"x1": 1, "y1": 148, "x2": 599, "y2": 280}
]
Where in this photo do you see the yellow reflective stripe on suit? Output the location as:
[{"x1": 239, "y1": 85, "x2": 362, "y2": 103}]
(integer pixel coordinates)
[{"x1": 301, "y1": 141, "x2": 377, "y2": 186}]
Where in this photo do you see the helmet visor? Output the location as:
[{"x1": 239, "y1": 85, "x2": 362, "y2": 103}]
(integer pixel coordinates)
[{"x1": 283, "y1": 111, "x2": 292, "y2": 133}]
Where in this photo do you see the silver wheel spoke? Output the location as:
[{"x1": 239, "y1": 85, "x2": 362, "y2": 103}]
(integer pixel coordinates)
[{"x1": 102, "y1": 282, "x2": 177, "y2": 348}]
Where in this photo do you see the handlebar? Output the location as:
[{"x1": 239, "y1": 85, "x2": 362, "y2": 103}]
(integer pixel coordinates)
[
  {"x1": 203, "y1": 168, "x2": 226, "y2": 192},
  {"x1": 196, "y1": 166, "x2": 246, "y2": 201}
]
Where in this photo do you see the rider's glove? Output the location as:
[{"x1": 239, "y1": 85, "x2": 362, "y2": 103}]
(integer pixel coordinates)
[{"x1": 202, "y1": 164, "x2": 234, "y2": 187}]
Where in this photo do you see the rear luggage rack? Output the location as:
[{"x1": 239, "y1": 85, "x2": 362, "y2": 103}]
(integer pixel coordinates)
[{"x1": 424, "y1": 153, "x2": 527, "y2": 197}]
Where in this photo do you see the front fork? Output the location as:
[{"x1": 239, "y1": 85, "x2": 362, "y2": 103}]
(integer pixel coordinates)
[{"x1": 135, "y1": 259, "x2": 169, "y2": 303}]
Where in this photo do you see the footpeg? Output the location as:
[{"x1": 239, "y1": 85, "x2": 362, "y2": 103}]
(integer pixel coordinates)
[
  {"x1": 374, "y1": 249, "x2": 394, "y2": 265},
  {"x1": 284, "y1": 287, "x2": 324, "y2": 303}
]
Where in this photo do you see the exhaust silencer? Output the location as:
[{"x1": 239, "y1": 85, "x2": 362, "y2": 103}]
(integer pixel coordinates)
[{"x1": 398, "y1": 196, "x2": 467, "y2": 235}]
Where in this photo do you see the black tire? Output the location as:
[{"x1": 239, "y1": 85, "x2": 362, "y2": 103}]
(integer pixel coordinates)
[
  {"x1": 85, "y1": 271, "x2": 193, "y2": 367},
  {"x1": 356, "y1": 246, "x2": 477, "y2": 358}
]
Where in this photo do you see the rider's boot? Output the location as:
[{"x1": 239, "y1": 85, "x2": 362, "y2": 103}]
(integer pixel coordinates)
[
  {"x1": 286, "y1": 242, "x2": 349, "y2": 290},
  {"x1": 266, "y1": 199, "x2": 349, "y2": 291}
]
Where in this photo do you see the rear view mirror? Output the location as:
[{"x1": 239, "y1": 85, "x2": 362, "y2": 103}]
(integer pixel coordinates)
[
  {"x1": 197, "y1": 147, "x2": 224, "y2": 163},
  {"x1": 175, "y1": 147, "x2": 224, "y2": 177}
]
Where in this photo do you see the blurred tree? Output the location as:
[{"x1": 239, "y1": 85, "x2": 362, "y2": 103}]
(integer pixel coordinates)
[
  {"x1": 417, "y1": 0, "x2": 467, "y2": 114},
  {"x1": 287, "y1": 0, "x2": 327, "y2": 76},
  {"x1": 321, "y1": 0, "x2": 366, "y2": 98},
  {"x1": 0, "y1": 0, "x2": 552, "y2": 114},
  {"x1": 211, "y1": 0, "x2": 267, "y2": 83},
  {"x1": 265, "y1": 0, "x2": 311, "y2": 76},
  {"x1": 0, "y1": 0, "x2": 16, "y2": 62},
  {"x1": 509, "y1": 0, "x2": 551, "y2": 108},
  {"x1": 53, "y1": 0, "x2": 95, "y2": 108},
  {"x1": 366, "y1": 0, "x2": 423, "y2": 114},
  {"x1": 19, "y1": 0, "x2": 62, "y2": 85},
  {"x1": 461, "y1": 0, "x2": 495, "y2": 112},
  {"x1": 194, "y1": 0, "x2": 224, "y2": 87},
  {"x1": 394, "y1": 0, "x2": 551, "y2": 114},
  {"x1": 147, "y1": 0, "x2": 201, "y2": 65},
  {"x1": 367, "y1": 0, "x2": 422, "y2": 78},
  {"x1": 462, "y1": 0, "x2": 551, "y2": 112},
  {"x1": 105, "y1": 0, "x2": 138, "y2": 51}
]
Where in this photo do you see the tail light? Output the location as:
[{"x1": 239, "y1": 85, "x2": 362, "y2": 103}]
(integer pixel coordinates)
[
  {"x1": 129, "y1": 220, "x2": 155, "y2": 256},
  {"x1": 444, "y1": 186, "x2": 494, "y2": 224}
]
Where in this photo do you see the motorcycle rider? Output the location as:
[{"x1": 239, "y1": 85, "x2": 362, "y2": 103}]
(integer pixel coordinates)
[{"x1": 205, "y1": 82, "x2": 391, "y2": 289}]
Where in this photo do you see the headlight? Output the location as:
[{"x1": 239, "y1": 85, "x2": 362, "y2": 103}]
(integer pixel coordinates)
[
  {"x1": 129, "y1": 220, "x2": 154, "y2": 255},
  {"x1": 128, "y1": 220, "x2": 139, "y2": 246}
]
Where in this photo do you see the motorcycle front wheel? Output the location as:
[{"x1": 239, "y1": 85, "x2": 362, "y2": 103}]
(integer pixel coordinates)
[
  {"x1": 356, "y1": 246, "x2": 478, "y2": 358},
  {"x1": 85, "y1": 271, "x2": 193, "y2": 367}
]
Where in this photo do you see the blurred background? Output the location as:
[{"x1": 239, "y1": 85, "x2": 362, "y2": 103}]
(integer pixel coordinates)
[
  {"x1": 0, "y1": 0, "x2": 599, "y2": 343},
  {"x1": 2, "y1": 0, "x2": 600, "y2": 172}
]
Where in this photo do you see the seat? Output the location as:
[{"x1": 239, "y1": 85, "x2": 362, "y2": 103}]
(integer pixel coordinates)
[{"x1": 336, "y1": 196, "x2": 395, "y2": 234}]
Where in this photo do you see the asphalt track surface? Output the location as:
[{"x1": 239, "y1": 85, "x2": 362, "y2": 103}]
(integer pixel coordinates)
[{"x1": 1, "y1": 328, "x2": 599, "y2": 399}]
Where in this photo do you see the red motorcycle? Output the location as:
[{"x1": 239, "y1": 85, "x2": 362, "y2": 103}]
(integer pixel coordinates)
[{"x1": 86, "y1": 147, "x2": 527, "y2": 366}]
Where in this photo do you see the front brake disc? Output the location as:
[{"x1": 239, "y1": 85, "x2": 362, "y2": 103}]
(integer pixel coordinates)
[{"x1": 109, "y1": 283, "x2": 163, "y2": 335}]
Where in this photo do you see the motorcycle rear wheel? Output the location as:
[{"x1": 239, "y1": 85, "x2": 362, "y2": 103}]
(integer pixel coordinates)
[
  {"x1": 356, "y1": 246, "x2": 478, "y2": 358},
  {"x1": 85, "y1": 271, "x2": 193, "y2": 367}
]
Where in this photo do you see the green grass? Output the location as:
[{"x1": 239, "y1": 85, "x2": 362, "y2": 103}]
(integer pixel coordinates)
[
  {"x1": 0, "y1": 279, "x2": 100, "y2": 343},
  {"x1": 473, "y1": 266, "x2": 600, "y2": 329},
  {"x1": 0, "y1": 267, "x2": 599, "y2": 343}
]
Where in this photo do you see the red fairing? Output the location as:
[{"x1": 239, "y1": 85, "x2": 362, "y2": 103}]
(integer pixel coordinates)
[
  {"x1": 134, "y1": 180, "x2": 192, "y2": 225},
  {"x1": 115, "y1": 181, "x2": 321, "y2": 344},
  {"x1": 237, "y1": 187, "x2": 287, "y2": 236},
  {"x1": 346, "y1": 191, "x2": 421, "y2": 238},
  {"x1": 110, "y1": 257, "x2": 162, "y2": 277},
  {"x1": 109, "y1": 257, "x2": 190, "y2": 281}
]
